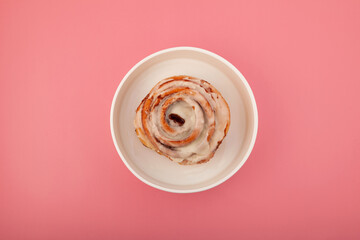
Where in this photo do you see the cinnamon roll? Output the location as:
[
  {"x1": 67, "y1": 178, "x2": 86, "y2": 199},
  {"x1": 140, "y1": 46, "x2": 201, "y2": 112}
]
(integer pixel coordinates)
[{"x1": 134, "y1": 75, "x2": 230, "y2": 165}]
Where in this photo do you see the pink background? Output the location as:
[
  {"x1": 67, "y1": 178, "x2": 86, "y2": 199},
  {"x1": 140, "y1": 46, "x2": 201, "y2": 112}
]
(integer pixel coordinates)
[{"x1": 1, "y1": 0, "x2": 360, "y2": 239}]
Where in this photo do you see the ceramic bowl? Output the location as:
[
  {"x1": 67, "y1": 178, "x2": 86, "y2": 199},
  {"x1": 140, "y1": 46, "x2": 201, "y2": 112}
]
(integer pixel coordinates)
[{"x1": 110, "y1": 47, "x2": 258, "y2": 193}]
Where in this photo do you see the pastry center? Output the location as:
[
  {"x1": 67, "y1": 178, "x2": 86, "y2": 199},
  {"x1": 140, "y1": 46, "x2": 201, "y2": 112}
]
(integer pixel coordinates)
[{"x1": 169, "y1": 113, "x2": 185, "y2": 126}]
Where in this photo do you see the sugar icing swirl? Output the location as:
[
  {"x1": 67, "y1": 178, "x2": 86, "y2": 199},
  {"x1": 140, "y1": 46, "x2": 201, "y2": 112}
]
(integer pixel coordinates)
[{"x1": 134, "y1": 75, "x2": 230, "y2": 165}]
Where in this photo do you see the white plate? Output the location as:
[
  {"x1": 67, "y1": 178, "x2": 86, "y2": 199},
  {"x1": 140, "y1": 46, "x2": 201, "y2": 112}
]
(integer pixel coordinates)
[{"x1": 110, "y1": 47, "x2": 258, "y2": 193}]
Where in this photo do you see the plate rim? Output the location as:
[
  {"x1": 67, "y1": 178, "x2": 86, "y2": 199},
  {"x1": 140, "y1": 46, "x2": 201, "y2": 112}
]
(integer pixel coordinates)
[{"x1": 110, "y1": 46, "x2": 258, "y2": 193}]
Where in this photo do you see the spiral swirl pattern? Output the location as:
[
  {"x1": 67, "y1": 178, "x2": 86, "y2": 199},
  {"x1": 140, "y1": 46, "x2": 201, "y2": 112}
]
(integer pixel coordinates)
[{"x1": 134, "y1": 75, "x2": 230, "y2": 165}]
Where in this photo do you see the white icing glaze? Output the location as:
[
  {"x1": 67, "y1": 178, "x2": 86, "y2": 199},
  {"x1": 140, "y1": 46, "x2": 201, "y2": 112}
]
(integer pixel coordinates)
[{"x1": 134, "y1": 76, "x2": 230, "y2": 165}]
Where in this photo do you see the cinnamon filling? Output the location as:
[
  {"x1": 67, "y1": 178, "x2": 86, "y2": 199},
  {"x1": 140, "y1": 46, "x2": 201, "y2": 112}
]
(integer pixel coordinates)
[{"x1": 169, "y1": 113, "x2": 185, "y2": 126}]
